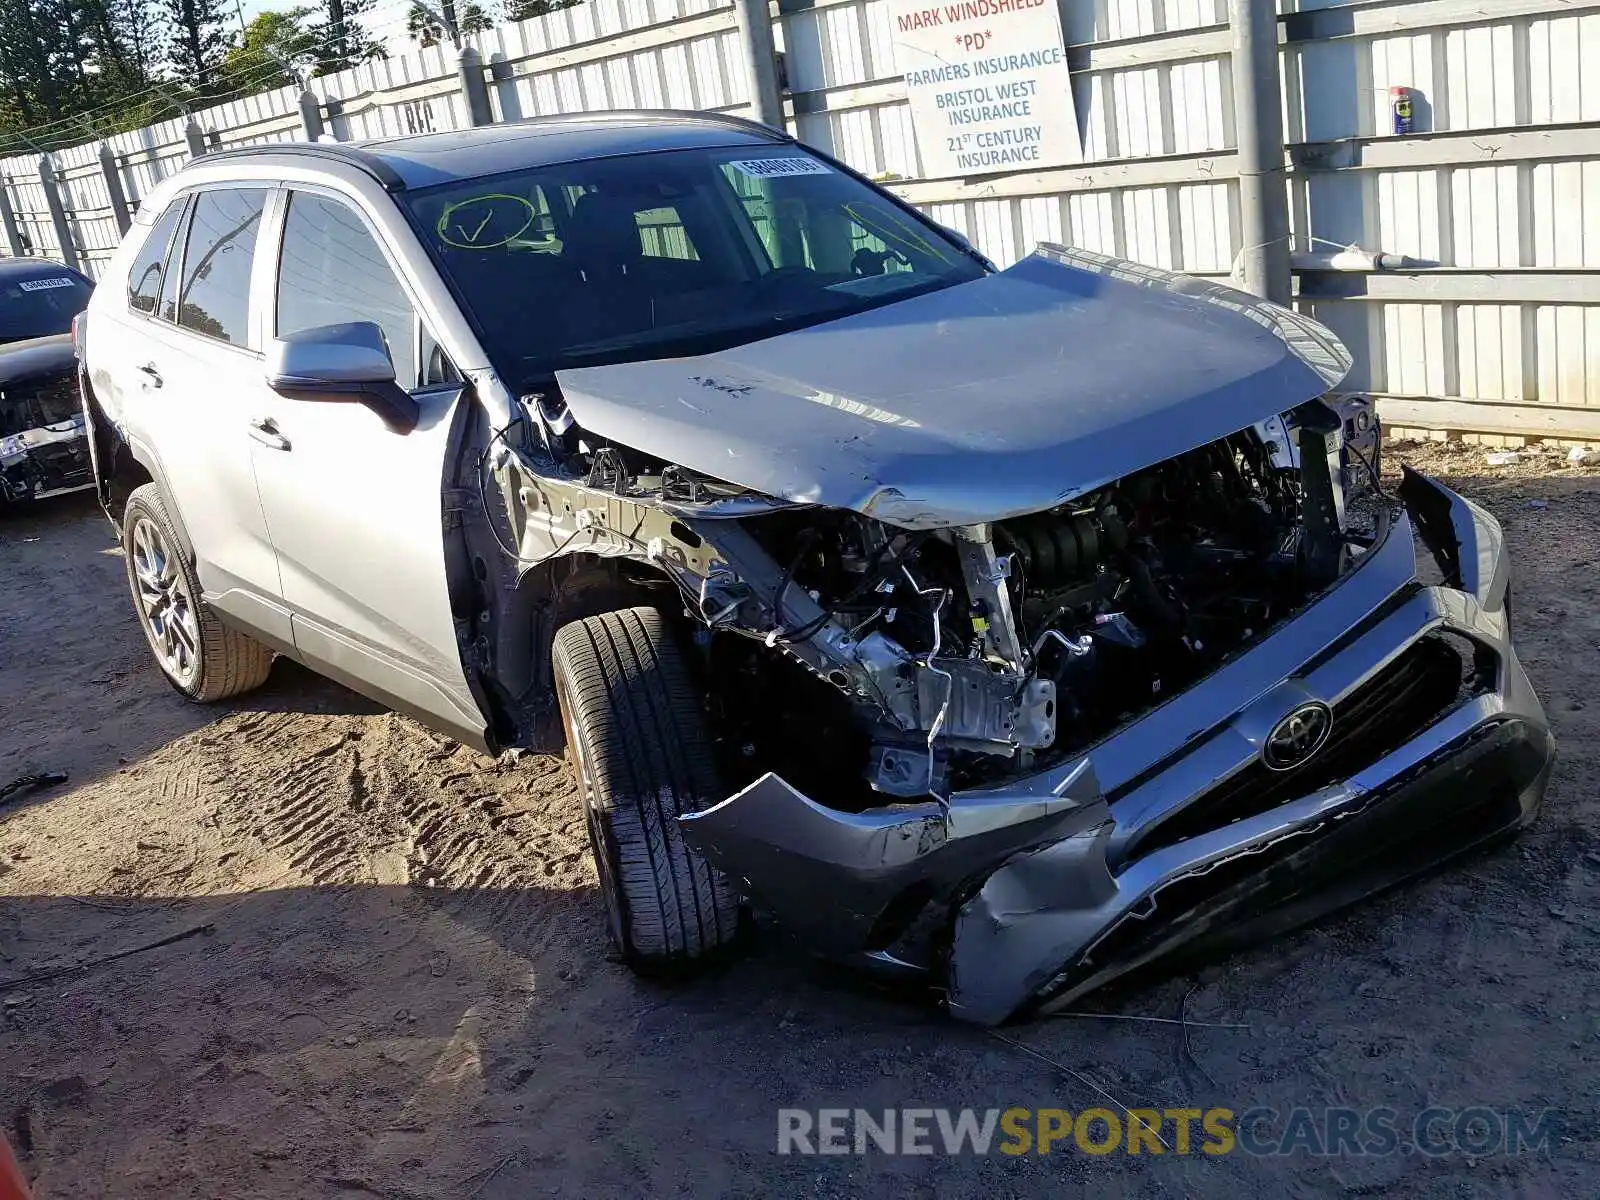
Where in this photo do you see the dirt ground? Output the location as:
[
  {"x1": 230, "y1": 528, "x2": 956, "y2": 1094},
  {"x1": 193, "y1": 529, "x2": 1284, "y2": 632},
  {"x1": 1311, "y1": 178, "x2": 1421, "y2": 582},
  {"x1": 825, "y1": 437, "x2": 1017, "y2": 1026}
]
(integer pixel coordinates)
[{"x1": 1, "y1": 441, "x2": 1597, "y2": 1198}]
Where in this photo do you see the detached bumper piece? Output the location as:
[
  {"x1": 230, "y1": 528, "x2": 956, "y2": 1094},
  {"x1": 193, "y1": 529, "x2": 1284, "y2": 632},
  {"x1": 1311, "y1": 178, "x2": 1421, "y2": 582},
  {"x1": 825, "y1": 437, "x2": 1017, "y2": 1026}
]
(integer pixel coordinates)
[{"x1": 680, "y1": 474, "x2": 1552, "y2": 1025}]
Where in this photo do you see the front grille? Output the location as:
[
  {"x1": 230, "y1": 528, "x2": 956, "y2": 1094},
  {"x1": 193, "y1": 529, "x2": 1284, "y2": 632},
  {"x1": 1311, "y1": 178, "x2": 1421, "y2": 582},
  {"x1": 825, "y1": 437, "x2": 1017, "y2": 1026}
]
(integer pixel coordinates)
[
  {"x1": 1132, "y1": 635, "x2": 1472, "y2": 857},
  {"x1": 1052, "y1": 725, "x2": 1528, "y2": 994}
]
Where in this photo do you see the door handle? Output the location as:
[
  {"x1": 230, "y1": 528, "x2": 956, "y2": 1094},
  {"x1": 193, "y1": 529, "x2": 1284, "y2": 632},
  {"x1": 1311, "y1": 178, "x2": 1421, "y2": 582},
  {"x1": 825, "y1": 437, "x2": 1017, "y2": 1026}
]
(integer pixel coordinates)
[
  {"x1": 136, "y1": 362, "x2": 163, "y2": 388},
  {"x1": 248, "y1": 416, "x2": 291, "y2": 452}
]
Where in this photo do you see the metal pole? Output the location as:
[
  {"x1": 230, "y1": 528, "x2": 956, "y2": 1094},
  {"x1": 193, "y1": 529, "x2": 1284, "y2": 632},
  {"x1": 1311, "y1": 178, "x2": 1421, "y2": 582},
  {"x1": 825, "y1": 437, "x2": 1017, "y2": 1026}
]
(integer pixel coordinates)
[
  {"x1": 0, "y1": 177, "x2": 23, "y2": 257},
  {"x1": 457, "y1": 45, "x2": 494, "y2": 127},
  {"x1": 184, "y1": 119, "x2": 207, "y2": 159},
  {"x1": 298, "y1": 89, "x2": 326, "y2": 141},
  {"x1": 323, "y1": 97, "x2": 346, "y2": 141},
  {"x1": 37, "y1": 155, "x2": 82, "y2": 271},
  {"x1": 487, "y1": 51, "x2": 522, "y2": 122},
  {"x1": 99, "y1": 142, "x2": 131, "y2": 236},
  {"x1": 733, "y1": 0, "x2": 784, "y2": 129},
  {"x1": 1229, "y1": 0, "x2": 1291, "y2": 305}
]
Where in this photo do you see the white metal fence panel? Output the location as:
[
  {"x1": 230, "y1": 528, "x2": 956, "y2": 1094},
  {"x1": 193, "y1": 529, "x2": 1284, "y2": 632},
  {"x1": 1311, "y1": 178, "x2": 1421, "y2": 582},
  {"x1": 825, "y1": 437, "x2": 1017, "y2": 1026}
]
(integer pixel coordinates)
[
  {"x1": 55, "y1": 144, "x2": 120, "y2": 277},
  {"x1": 1295, "y1": 2, "x2": 1600, "y2": 434},
  {"x1": 2, "y1": 167, "x2": 64, "y2": 263},
  {"x1": 483, "y1": 1, "x2": 746, "y2": 121},
  {"x1": 313, "y1": 43, "x2": 472, "y2": 141},
  {"x1": 0, "y1": 0, "x2": 1594, "y2": 435}
]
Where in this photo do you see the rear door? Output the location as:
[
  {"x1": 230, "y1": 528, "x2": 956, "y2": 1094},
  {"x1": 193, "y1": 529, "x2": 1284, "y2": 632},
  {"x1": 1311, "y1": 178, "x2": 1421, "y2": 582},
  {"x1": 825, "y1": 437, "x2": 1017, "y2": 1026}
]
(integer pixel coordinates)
[
  {"x1": 134, "y1": 186, "x2": 290, "y2": 644},
  {"x1": 247, "y1": 185, "x2": 482, "y2": 743}
]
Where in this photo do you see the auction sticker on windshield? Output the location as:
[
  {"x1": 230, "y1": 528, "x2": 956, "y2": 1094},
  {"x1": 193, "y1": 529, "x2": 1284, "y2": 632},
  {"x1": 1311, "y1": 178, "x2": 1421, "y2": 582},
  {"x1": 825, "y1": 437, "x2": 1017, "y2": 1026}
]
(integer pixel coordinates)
[
  {"x1": 889, "y1": 0, "x2": 1082, "y2": 177},
  {"x1": 728, "y1": 158, "x2": 834, "y2": 179},
  {"x1": 17, "y1": 277, "x2": 76, "y2": 292}
]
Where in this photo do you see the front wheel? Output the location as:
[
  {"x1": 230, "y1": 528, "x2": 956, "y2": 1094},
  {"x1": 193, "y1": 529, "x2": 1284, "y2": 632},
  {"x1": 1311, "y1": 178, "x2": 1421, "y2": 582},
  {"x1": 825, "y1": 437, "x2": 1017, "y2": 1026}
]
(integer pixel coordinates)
[
  {"x1": 122, "y1": 483, "x2": 273, "y2": 702},
  {"x1": 551, "y1": 607, "x2": 742, "y2": 972}
]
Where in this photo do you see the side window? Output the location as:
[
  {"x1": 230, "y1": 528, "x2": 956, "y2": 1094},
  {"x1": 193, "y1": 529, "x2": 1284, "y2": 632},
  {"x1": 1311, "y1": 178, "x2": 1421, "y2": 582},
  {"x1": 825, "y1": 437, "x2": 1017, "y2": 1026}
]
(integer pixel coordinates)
[
  {"x1": 276, "y1": 193, "x2": 419, "y2": 386},
  {"x1": 174, "y1": 188, "x2": 267, "y2": 346},
  {"x1": 127, "y1": 198, "x2": 187, "y2": 316}
]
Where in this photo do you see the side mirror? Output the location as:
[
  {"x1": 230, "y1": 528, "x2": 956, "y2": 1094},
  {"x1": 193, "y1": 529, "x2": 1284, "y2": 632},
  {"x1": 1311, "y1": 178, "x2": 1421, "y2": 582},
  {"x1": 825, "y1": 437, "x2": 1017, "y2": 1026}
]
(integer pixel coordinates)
[{"x1": 266, "y1": 321, "x2": 420, "y2": 434}]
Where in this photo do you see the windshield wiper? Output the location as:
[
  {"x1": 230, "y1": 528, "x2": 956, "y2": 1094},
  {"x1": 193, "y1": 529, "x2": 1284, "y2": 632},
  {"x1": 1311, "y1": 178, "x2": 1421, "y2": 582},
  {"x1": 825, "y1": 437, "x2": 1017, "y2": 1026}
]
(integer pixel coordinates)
[
  {"x1": 548, "y1": 278, "x2": 964, "y2": 372},
  {"x1": 556, "y1": 310, "x2": 830, "y2": 366}
]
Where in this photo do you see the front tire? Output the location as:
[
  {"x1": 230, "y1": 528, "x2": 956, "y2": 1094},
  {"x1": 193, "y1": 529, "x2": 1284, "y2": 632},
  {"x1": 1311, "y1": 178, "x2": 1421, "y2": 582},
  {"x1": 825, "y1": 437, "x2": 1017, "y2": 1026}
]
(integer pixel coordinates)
[
  {"x1": 123, "y1": 483, "x2": 273, "y2": 702},
  {"x1": 551, "y1": 607, "x2": 741, "y2": 972}
]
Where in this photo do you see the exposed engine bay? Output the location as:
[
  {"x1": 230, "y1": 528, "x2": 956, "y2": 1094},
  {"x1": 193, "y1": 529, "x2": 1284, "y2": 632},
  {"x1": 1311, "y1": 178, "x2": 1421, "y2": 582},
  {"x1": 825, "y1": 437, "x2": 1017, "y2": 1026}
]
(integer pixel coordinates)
[
  {"x1": 479, "y1": 391, "x2": 1382, "y2": 809},
  {"x1": 446, "y1": 236, "x2": 1549, "y2": 1027},
  {"x1": 0, "y1": 344, "x2": 92, "y2": 505},
  {"x1": 714, "y1": 407, "x2": 1373, "y2": 800}
]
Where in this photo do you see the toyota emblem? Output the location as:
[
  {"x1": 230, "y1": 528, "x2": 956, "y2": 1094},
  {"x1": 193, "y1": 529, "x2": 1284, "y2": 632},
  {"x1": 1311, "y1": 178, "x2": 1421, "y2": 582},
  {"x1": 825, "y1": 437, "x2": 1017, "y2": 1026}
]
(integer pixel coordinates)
[{"x1": 1262, "y1": 701, "x2": 1334, "y2": 771}]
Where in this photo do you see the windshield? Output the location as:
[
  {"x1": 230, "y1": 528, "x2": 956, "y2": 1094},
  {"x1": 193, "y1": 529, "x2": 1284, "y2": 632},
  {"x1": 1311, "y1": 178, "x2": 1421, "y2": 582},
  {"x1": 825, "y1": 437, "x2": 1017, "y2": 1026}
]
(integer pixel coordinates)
[
  {"x1": 401, "y1": 145, "x2": 986, "y2": 383},
  {"x1": 0, "y1": 272, "x2": 91, "y2": 343}
]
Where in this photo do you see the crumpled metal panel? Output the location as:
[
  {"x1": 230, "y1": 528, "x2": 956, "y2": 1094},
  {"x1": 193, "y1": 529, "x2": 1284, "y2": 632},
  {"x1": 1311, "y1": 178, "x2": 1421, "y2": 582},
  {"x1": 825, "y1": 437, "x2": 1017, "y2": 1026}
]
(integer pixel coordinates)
[
  {"x1": 557, "y1": 245, "x2": 1350, "y2": 529},
  {"x1": 0, "y1": 414, "x2": 89, "y2": 501},
  {"x1": 945, "y1": 820, "x2": 1119, "y2": 1025},
  {"x1": 678, "y1": 759, "x2": 1107, "y2": 954}
]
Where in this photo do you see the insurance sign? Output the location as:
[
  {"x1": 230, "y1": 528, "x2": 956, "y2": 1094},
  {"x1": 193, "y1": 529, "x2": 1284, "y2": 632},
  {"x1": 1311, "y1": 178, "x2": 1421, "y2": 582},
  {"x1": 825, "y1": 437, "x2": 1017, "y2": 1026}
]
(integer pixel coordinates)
[{"x1": 889, "y1": 0, "x2": 1082, "y2": 177}]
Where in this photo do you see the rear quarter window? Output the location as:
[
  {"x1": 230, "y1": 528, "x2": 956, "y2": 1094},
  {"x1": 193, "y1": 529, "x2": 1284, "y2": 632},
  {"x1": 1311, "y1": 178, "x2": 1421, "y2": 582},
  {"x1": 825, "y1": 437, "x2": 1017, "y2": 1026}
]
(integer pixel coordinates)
[{"x1": 128, "y1": 199, "x2": 187, "y2": 317}]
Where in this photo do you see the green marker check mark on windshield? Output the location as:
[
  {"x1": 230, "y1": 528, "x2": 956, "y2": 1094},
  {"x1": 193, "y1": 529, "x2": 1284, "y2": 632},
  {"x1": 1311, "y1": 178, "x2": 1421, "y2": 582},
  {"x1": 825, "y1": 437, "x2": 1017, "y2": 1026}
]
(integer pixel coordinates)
[
  {"x1": 457, "y1": 210, "x2": 494, "y2": 244},
  {"x1": 436, "y1": 193, "x2": 539, "y2": 250}
]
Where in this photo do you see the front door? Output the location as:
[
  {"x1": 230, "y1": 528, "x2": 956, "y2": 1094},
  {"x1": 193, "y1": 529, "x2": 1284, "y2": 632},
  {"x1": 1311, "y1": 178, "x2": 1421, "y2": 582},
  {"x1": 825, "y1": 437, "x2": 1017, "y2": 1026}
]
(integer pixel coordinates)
[{"x1": 246, "y1": 187, "x2": 484, "y2": 745}]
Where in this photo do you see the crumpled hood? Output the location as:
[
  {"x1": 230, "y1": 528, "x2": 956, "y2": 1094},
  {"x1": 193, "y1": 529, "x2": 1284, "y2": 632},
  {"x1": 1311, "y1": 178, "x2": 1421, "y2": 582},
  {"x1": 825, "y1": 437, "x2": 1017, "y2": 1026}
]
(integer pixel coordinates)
[{"x1": 556, "y1": 244, "x2": 1352, "y2": 528}]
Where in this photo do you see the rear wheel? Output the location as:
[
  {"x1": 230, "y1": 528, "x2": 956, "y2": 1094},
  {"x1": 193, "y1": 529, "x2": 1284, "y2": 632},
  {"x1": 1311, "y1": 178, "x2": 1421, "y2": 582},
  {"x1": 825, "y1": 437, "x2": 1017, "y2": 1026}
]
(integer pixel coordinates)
[
  {"x1": 123, "y1": 483, "x2": 274, "y2": 702},
  {"x1": 551, "y1": 606, "x2": 741, "y2": 971}
]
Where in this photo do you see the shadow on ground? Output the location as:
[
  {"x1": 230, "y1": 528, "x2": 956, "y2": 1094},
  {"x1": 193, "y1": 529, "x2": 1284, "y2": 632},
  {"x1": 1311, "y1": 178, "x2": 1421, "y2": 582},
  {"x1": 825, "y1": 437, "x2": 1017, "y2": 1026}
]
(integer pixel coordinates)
[
  {"x1": 0, "y1": 492, "x2": 384, "y2": 821},
  {"x1": 2, "y1": 841, "x2": 1595, "y2": 1200},
  {"x1": 0, "y1": 456, "x2": 1597, "y2": 1197}
]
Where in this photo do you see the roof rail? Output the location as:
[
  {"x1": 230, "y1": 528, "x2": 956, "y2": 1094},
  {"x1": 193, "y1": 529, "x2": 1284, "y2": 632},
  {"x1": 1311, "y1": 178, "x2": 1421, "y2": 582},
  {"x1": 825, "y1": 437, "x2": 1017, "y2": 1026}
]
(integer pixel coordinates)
[
  {"x1": 502, "y1": 108, "x2": 793, "y2": 142},
  {"x1": 190, "y1": 142, "x2": 408, "y2": 191},
  {"x1": 194, "y1": 114, "x2": 790, "y2": 191}
]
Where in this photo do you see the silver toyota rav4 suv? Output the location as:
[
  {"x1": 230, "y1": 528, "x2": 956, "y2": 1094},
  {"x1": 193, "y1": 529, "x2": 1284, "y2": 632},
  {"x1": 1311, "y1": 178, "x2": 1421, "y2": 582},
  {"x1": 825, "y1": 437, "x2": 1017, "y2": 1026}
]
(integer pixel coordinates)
[{"x1": 80, "y1": 112, "x2": 1553, "y2": 1024}]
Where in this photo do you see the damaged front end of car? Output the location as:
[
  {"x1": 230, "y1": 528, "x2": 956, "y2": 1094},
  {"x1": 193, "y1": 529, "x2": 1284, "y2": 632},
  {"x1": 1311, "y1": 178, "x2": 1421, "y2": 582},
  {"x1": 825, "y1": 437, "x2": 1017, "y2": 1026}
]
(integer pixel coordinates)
[
  {"x1": 0, "y1": 336, "x2": 92, "y2": 506},
  {"x1": 468, "y1": 246, "x2": 1553, "y2": 1024}
]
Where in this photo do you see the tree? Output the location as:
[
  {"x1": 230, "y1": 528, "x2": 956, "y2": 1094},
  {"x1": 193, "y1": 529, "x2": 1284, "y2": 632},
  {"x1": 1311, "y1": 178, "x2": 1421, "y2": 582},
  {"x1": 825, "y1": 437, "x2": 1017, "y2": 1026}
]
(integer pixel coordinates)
[
  {"x1": 0, "y1": 0, "x2": 188, "y2": 149},
  {"x1": 504, "y1": 0, "x2": 579, "y2": 22},
  {"x1": 161, "y1": 0, "x2": 231, "y2": 92},
  {"x1": 0, "y1": 0, "x2": 593, "y2": 155},
  {"x1": 218, "y1": 8, "x2": 318, "y2": 93},
  {"x1": 80, "y1": 0, "x2": 144, "y2": 90},
  {"x1": 106, "y1": 0, "x2": 166, "y2": 84},
  {"x1": 404, "y1": 0, "x2": 489, "y2": 48},
  {"x1": 0, "y1": 0, "x2": 155, "y2": 137},
  {"x1": 311, "y1": 0, "x2": 384, "y2": 75}
]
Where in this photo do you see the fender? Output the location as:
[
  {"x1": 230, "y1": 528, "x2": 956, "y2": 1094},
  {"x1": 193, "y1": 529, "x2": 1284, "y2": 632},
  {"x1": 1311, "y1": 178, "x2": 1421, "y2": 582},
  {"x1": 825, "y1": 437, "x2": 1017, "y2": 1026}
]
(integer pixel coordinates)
[{"x1": 78, "y1": 367, "x2": 196, "y2": 563}]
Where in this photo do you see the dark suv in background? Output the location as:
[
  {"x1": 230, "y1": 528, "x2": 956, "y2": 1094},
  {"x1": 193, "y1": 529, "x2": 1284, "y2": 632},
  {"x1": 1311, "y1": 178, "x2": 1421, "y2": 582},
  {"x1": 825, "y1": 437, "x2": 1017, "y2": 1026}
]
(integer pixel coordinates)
[{"x1": 0, "y1": 258, "x2": 94, "y2": 506}]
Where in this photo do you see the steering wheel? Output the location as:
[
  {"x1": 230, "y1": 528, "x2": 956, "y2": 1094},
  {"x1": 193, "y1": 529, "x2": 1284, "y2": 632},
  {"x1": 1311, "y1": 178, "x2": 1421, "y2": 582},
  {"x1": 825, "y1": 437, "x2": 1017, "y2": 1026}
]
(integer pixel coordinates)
[{"x1": 850, "y1": 247, "x2": 908, "y2": 277}]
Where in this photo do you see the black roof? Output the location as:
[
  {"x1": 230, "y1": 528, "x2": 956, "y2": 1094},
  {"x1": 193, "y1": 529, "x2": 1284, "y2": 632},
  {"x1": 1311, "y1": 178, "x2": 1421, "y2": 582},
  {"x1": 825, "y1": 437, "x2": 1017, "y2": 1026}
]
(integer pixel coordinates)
[
  {"x1": 199, "y1": 111, "x2": 791, "y2": 191},
  {"x1": 0, "y1": 333, "x2": 75, "y2": 384}
]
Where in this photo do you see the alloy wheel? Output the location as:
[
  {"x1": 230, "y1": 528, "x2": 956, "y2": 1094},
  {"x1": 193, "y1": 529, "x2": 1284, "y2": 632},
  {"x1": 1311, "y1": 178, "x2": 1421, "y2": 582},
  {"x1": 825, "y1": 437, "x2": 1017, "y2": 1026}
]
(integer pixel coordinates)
[{"x1": 130, "y1": 516, "x2": 200, "y2": 687}]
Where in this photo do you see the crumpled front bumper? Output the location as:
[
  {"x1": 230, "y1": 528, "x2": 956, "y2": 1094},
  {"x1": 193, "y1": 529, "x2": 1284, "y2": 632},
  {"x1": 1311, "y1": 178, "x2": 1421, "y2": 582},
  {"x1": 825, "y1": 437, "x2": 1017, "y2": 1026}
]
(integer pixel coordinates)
[{"x1": 679, "y1": 473, "x2": 1554, "y2": 1024}]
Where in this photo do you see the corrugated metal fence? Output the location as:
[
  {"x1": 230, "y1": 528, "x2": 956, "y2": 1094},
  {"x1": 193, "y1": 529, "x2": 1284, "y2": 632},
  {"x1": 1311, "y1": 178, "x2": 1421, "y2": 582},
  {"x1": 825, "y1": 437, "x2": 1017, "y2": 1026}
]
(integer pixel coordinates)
[{"x1": 3, "y1": 0, "x2": 1597, "y2": 439}]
